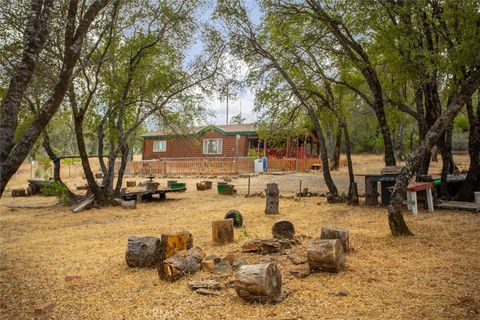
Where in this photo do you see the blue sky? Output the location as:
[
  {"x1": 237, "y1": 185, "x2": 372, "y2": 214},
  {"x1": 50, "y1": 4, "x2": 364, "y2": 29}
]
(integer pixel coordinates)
[{"x1": 189, "y1": 0, "x2": 262, "y2": 125}]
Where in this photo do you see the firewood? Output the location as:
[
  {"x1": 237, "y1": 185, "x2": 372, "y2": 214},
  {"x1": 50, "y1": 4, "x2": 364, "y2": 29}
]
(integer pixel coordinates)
[
  {"x1": 241, "y1": 239, "x2": 287, "y2": 254},
  {"x1": 307, "y1": 239, "x2": 346, "y2": 273},
  {"x1": 158, "y1": 247, "x2": 205, "y2": 281},
  {"x1": 320, "y1": 227, "x2": 350, "y2": 253},
  {"x1": 235, "y1": 263, "x2": 282, "y2": 303},
  {"x1": 161, "y1": 231, "x2": 193, "y2": 260},
  {"x1": 11, "y1": 188, "x2": 27, "y2": 197},
  {"x1": 272, "y1": 219, "x2": 295, "y2": 240},
  {"x1": 212, "y1": 219, "x2": 234, "y2": 244},
  {"x1": 125, "y1": 236, "x2": 162, "y2": 268},
  {"x1": 265, "y1": 183, "x2": 279, "y2": 214}
]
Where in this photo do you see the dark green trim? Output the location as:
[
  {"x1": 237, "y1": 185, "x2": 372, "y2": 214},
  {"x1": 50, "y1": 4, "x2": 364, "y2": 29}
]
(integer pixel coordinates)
[{"x1": 143, "y1": 125, "x2": 257, "y2": 139}]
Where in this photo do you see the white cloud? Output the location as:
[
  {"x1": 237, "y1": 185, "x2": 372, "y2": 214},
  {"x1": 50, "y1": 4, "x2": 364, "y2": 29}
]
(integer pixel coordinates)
[{"x1": 206, "y1": 90, "x2": 257, "y2": 125}]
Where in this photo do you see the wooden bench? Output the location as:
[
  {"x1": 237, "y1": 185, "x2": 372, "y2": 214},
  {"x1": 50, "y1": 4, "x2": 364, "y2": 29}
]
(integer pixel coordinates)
[{"x1": 407, "y1": 182, "x2": 434, "y2": 215}]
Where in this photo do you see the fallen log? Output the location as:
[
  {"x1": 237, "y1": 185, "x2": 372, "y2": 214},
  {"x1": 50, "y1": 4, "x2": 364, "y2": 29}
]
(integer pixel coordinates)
[
  {"x1": 320, "y1": 227, "x2": 350, "y2": 253},
  {"x1": 241, "y1": 239, "x2": 289, "y2": 254},
  {"x1": 235, "y1": 263, "x2": 282, "y2": 303},
  {"x1": 158, "y1": 247, "x2": 205, "y2": 281},
  {"x1": 161, "y1": 231, "x2": 193, "y2": 260},
  {"x1": 212, "y1": 219, "x2": 234, "y2": 244},
  {"x1": 272, "y1": 220, "x2": 295, "y2": 240},
  {"x1": 187, "y1": 279, "x2": 221, "y2": 291},
  {"x1": 72, "y1": 195, "x2": 95, "y2": 213},
  {"x1": 307, "y1": 239, "x2": 346, "y2": 273},
  {"x1": 125, "y1": 236, "x2": 162, "y2": 268}
]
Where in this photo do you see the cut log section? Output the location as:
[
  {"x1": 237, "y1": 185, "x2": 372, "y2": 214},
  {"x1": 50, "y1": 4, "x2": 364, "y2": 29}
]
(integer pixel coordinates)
[
  {"x1": 125, "y1": 236, "x2": 162, "y2": 268},
  {"x1": 161, "y1": 231, "x2": 193, "y2": 260},
  {"x1": 272, "y1": 220, "x2": 295, "y2": 240},
  {"x1": 241, "y1": 239, "x2": 287, "y2": 254},
  {"x1": 235, "y1": 263, "x2": 282, "y2": 303},
  {"x1": 320, "y1": 227, "x2": 350, "y2": 253},
  {"x1": 265, "y1": 183, "x2": 279, "y2": 214},
  {"x1": 158, "y1": 247, "x2": 205, "y2": 281},
  {"x1": 122, "y1": 200, "x2": 136, "y2": 209},
  {"x1": 307, "y1": 239, "x2": 346, "y2": 273},
  {"x1": 212, "y1": 219, "x2": 234, "y2": 244},
  {"x1": 11, "y1": 188, "x2": 27, "y2": 197},
  {"x1": 224, "y1": 209, "x2": 243, "y2": 227},
  {"x1": 126, "y1": 181, "x2": 136, "y2": 187}
]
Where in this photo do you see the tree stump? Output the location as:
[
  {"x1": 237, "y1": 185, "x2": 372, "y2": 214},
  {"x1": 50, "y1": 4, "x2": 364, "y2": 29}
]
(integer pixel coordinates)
[
  {"x1": 125, "y1": 236, "x2": 162, "y2": 268},
  {"x1": 212, "y1": 219, "x2": 234, "y2": 244},
  {"x1": 235, "y1": 263, "x2": 282, "y2": 303},
  {"x1": 272, "y1": 220, "x2": 295, "y2": 240},
  {"x1": 11, "y1": 188, "x2": 27, "y2": 197},
  {"x1": 157, "y1": 247, "x2": 205, "y2": 281},
  {"x1": 224, "y1": 209, "x2": 243, "y2": 227},
  {"x1": 146, "y1": 182, "x2": 159, "y2": 191},
  {"x1": 365, "y1": 176, "x2": 379, "y2": 206},
  {"x1": 196, "y1": 182, "x2": 209, "y2": 191},
  {"x1": 265, "y1": 183, "x2": 279, "y2": 214},
  {"x1": 307, "y1": 239, "x2": 346, "y2": 273},
  {"x1": 126, "y1": 181, "x2": 136, "y2": 187},
  {"x1": 161, "y1": 231, "x2": 193, "y2": 260},
  {"x1": 320, "y1": 227, "x2": 350, "y2": 253},
  {"x1": 122, "y1": 200, "x2": 136, "y2": 209}
]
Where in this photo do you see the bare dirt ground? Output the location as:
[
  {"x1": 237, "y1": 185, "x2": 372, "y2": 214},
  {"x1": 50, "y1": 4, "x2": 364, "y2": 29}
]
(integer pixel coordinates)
[{"x1": 1, "y1": 155, "x2": 479, "y2": 319}]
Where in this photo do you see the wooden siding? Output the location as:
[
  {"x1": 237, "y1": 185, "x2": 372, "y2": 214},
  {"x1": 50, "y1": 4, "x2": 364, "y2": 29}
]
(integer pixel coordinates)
[{"x1": 143, "y1": 131, "x2": 250, "y2": 160}]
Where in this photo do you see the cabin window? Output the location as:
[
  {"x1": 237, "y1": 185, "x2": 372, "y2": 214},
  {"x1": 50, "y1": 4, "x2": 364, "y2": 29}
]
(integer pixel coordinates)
[
  {"x1": 203, "y1": 138, "x2": 222, "y2": 154},
  {"x1": 152, "y1": 140, "x2": 167, "y2": 152}
]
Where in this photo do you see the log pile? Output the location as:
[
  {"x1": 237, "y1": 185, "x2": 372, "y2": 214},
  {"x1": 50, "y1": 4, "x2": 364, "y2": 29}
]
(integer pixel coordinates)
[
  {"x1": 125, "y1": 236, "x2": 162, "y2": 268},
  {"x1": 158, "y1": 247, "x2": 205, "y2": 281},
  {"x1": 235, "y1": 263, "x2": 282, "y2": 303}
]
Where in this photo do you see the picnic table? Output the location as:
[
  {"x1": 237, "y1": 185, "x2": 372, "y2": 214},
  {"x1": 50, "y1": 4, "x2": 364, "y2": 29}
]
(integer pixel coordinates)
[{"x1": 121, "y1": 187, "x2": 186, "y2": 202}]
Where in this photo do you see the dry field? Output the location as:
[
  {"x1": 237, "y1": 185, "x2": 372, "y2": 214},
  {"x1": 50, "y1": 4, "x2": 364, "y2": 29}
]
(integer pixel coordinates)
[{"x1": 1, "y1": 155, "x2": 479, "y2": 319}]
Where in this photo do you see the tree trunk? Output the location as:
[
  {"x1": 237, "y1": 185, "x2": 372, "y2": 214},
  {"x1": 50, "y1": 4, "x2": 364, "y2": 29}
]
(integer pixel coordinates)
[
  {"x1": 125, "y1": 236, "x2": 162, "y2": 268},
  {"x1": 307, "y1": 239, "x2": 346, "y2": 273},
  {"x1": 212, "y1": 219, "x2": 234, "y2": 244},
  {"x1": 320, "y1": 227, "x2": 350, "y2": 253},
  {"x1": 330, "y1": 127, "x2": 341, "y2": 170},
  {"x1": 388, "y1": 69, "x2": 480, "y2": 236},
  {"x1": 235, "y1": 263, "x2": 282, "y2": 303},
  {"x1": 161, "y1": 231, "x2": 193, "y2": 261},
  {"x1": 272, "y1": 219, "x2": 295, "y2": 240},
  {"x1": 265, "y1": 183, "x2": 279, "y2": 214},
  {"x1": 456, "y1": 96, "x2": 480, "y2": 201},
  {"x1": 157, "y1": 247, "x2": 205, "y2": 281},
  {"x1": 0, "y1": 0, "x2": 111, "y2": 198},
  {"x1": 0, "y1": 0, "x2": 53, "y2": 166}
]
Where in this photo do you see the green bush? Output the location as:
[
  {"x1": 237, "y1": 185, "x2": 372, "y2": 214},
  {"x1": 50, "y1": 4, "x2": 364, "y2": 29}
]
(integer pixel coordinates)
[{"x1": 40, "y1": 181, "x2": 71, "y2": 205}]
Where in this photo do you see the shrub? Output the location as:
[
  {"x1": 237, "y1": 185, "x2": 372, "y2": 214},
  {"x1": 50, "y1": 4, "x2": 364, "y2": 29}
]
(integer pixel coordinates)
[{"x1": 40, "y1": 181, "x2": 71, "y2": 205}]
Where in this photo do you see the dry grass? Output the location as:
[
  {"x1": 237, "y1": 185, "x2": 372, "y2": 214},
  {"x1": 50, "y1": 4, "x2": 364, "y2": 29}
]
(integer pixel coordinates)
[{"x1": 0, "y1": 155, "x2": 479, "y2": 319}]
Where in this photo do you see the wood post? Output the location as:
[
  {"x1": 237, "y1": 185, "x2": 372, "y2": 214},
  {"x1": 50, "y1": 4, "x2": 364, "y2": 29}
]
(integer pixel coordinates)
[
  {"x1": 320, "y1": 227, "x2": 350, "y2": 253},
  {"x1": 265, "y1": 183, "x2": 279, "y2": 214},
  {"x1": 212, "y1": 219, "x2": 234, "y2": 244},
  {"x1": 272, "y1": 220, "x2": 295, "y2": 240},
  {"x1": 158, "y1": 247, "x2": 205, "y2": 281},
  {"x1": 125, "y1": 236, "x2": 162, "y2": 268},
  {"x1": 235, "y1": 263, "x2": 282, "y2": 303},
  {"x1": 307, "y1": 239, "x2": 346, "y2": 273},
  {"x1": 365, "y1": 176, "x2": 379, "y2": 205},
  {"x1": 161, "y1": 231, "x2": 193, "y2": 260},
  {"x1": 247, "y1": 177, "x2": 251, "y2": 197}
]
